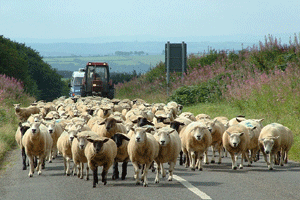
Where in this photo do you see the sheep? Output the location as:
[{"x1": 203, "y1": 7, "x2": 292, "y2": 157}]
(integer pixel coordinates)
[
  {"x1": 195, "y1": 114, "x2": 211, "y2": 121},
  {"x1": 97, "y1": 105, "x2": 113, "y2": 119},
  {"x1": 84, "y1": 135, "x2": 117, "y2": 188},
  {"x1": 111, "y1": 133, "x2": 131, "y2": 180},
  {"x1": 179, "y1": 112, "x2": 197, "y2": 121},
  {"x1": 127, "y1": 127, "x2": 160, "y2": 187},
  {"x1": 91, "y1": 117, "x2": 127, "y2": 138},
  {"x1": 57, "y1": 125, "x2": 81, "y2": 176},
  {"x1": 15, "y1": 122, "x2": 31, "y2": 170},
  {"x1": 222, "y1": 124, "x2": 250, "y2": 170},
  {"x1": 27, "y1": 113, "x2": 43, "y2": 123},
  {"x1": 200, "y1": 118, "x2": 226, "y2": 164},
  {"x1": 14, "y1": 104, "x2": 40, "y2": 122},
  {"x1": 166, "y1": 101, "x2": 183, "y2": 116},
  {"x1": 239, "y1": 120, "x2": 261, "y2": 163},
  {"x1": 258, "y1": 123, "x2": 293, "y2": 170},
  {"x1": 72, "y1": 131, "x2": 99, "y2": 180},
  {"x1": 43, "y1": 120, "x2": 64, "y2": 162},
  {"x1": 180, "y1": 121, "x2": 212, "y2": 171},
  {"x1": 153, "y1": 127, "x2": 181, "y2": 183},
  {"x1": 228, "y1": 115, "x2": 246, "y2": 127},
  {"x1": 22, "y1": 122, "x2": 53, "y2": 177},
  {"x1": 213, "y1": 116, "x2": 229, "y2": 130}
]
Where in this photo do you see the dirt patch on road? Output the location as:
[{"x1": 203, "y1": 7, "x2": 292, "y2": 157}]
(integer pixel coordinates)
[{"x1": 0, "y1": 147, "x2": 19, "y2": 177}]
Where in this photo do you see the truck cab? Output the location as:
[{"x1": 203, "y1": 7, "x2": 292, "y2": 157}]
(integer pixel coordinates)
[{"x1": 81, "y1": 62, "x2": 114, "y2": 99}]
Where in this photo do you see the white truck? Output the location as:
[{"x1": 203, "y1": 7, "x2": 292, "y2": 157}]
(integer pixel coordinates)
[{"x1": 69, "y1": 68, "x2": 85, "y2": 97}]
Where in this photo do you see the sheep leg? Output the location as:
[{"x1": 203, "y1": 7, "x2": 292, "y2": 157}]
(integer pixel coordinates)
[
  {"x1": 73, "y1": 162, "x2": 77, "y2": 176},
  {"x1": 28, "y1": 155, "x2": 35, "y2": 177},
  {"x1": 79, "y1": 163, "x2": 84, "y2": 179},
  {"x1": 217, "y1": 145, "x2": 222, "y2": 164},
  {"x1": 92, "y1": 167, "x2": 98, "y2": 188},
  {"x1": 121, "y1": 161, "x2": 128, "y2": 180},
  {"x1": 204, "y1": 150, "x2": 209, "y2": 164},
  {"x1": 168, "y1": 161, "x2": 176, "y2": 181},
  {"x1": 197, "y1": 152, "x2": 204, "y2": 171},
  {"x1": 280, "y1": 149, "x2": 284, "y2": 166},
  {"x1": 112, "y1": 162, "x2": 119, "y2": 180},
  {"x1": 155, "y1": 161, "x2": 161, "y2": 183},
  {"x1": 239, "y1": 153, "x2": 244, "y2": 169},
  {"x1": 161, "y1": 163, "x2": 166, "y2": 178},
  {"x1": 211, "y1": 145, "x2": 216, "y2": 163},
  {"x1": 229, "y1": 152, "x2": 237, "y2": 170},
  {"x1": 36, "y1": 156, "x2": 43, "y2": 175},
  {"x1": 142, "y1": 162, "x2": 151, "y2": 187},
  {"x1": 179, "y1": 151, "x2": 184, "y2": 165},
  {"x1": 21, "y1": 147, "x2": 27, "y2": 170},
  {"x1": 66, "y1": 157, "x2": 71, "y2": 176},
  {"x1": 85, "y1": 165, "x2": 89, "y2": 181},
  {"x1": 132, "y1": 162, "x2": 140, "y2": 185},
  {"x1": 268, "y1": 153, "x2": 274, "y2": 170},
  {"x1": 101, "y1": 164, "x2": 109, "y2": 185},
  {"x1": 190, "y1": 151, "x2": 196, "y2": 171}
]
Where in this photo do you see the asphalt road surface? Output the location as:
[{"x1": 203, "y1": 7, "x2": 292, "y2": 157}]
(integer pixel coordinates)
[{"x1": 1, "y1": 148, "x2": 300, "y2": 200}]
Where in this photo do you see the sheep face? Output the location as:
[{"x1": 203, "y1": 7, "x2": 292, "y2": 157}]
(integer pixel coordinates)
[
  {"x1": 133, "y1": 128, "x2": 147, "y2": 143},
  {"x1": 47, "y1": 122, "x2": 56, "y2": 134},
  {"x1": 14, "y1": 104, "x2": 21, "y2": 110},
  {"x1": 111, "y1": 134, "x2": 130, "y2": 147},
  {"x1": 76, "y1": 136, "x2": 88, "y2": 150},
  {"x1": 87, "y1": 138, "x2": 109, "y2": 153},
  {"x1": 68, "y1": 129, "x2": 79, "y2": 142},
  {"x1": 156, "y1": 130, "x2": 174, "y2": 146},
  {"x1": 193, "y1": 127, "x2": 208, "y2": 141},
  {"x1": 170, "y1": 121, "x2": 185, "y2": 131},
  {"x1": 260, "y1": 137, "x2": 279, "y2": 154},
  {"x1": 30, "y1": 122, "x2": 42, "y2": 134},
  {"x1": 227, "y1": 131, "x2": 244, "y2": 148}
]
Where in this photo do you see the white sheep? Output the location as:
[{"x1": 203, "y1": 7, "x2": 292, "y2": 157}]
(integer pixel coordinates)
[
  {"x1": 127, "y1": 127, "x2": 159, "y2": 187},
  {"x1": 239, "y1": 119, "x2": 261, "y2": 163},
  {"x1": 57, "y1": 125, "x2": 81, "y2": 176},
  {"x1": 43, "y1": 120, "x2": 64, "y2": 162},
  {"x1": 91, "y1": 117, "x2": 127, "y2": 138},
  {"x1": 180, "y1": 121, "x2": 212, "y2": 171},
  {"x1": 200, "y1": 118, "x2": 226, "y2": 164},
  {"x1": 222, "y1": 124, "x2": 250, "y2": 170},
  {"x1": 179, "y1": 112, "x2": 197, "y2": 121},
  {"x1": 258, "y1": 123, "x2": 293, "y2": 170},
  {"x1": 84, "y1": 135, "x2": 117, "y2": 188},
  {"x1": 72, "y1": 131, "x2": 99, "y2": 180},
  {"x1": 153, "y1": 127, "x2": 181, "y2": 183},
  {"x1": 14, "y1": 104, "x2": 40, "y2": 122},
  {"x1": 22, "y1": 122, "x2": 53, "y2": 177}
]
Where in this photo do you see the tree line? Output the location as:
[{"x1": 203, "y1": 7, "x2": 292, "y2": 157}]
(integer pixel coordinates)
[{"x1": 0, "y1": 36, "x2": 69, "y2": 102}]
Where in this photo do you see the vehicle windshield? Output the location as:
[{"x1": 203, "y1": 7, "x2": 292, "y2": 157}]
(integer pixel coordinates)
[
  {"x1": 74, "y1": 77, "x2": 83, "y2": 86},
  {"x1": 88, "y1": 66, "x2": 108, "y2": 82}
]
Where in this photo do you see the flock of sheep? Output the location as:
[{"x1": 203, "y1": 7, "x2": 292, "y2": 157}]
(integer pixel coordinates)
[{"x1": 14, "y1": 96, "x2": 294, "y2": 188}]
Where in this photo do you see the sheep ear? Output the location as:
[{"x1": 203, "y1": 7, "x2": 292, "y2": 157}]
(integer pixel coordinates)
[
  {"x1": 170, "y1": 129, "x2": 176, "y2": 134},
  {"x1": 18, "y1": 122, "x2": 22, "y2": 127},
  {"x1": 259, "y1": 138, "x2": 265, "y2": 142},
  {"x1": 103, "y1": 138, "x2": 110, "y2": 143},
  {"x1": 239, "y1": 132, "x2": 244, "y2": 136},
  {"x1": 121, "y1": 134, "x2": 130, "y2": 141},
  {"x1": 116, "y1": 120, "x2": 123, "y2": 123},
  {"x1": 226, "y1": 131, "x2": 231, "y2": 136},
  {"x1": 98, "y1": 119, "x2": 106, "y2": 125},
  {"x1": 163, "y1": 121, "x2": 170, "y2": 124},
  {"x1": 87, "y1": 138, "x2": 94, "y2": 143},
  {"x1": 273, "y1": 136, "x2": 280, "y2": 140},
  {"x1": 74, "y1": 135, "x2": 78, "y2": 138},
  {"x1": 251, "y1": 126, "x2": 257, "y2": 130}
]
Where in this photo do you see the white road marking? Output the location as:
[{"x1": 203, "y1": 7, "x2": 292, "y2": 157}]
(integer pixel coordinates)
[{"x1": 173, "y1": 175, "x2": 212, "y2": 200}]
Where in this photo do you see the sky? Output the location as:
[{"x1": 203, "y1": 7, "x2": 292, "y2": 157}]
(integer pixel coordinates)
[{"x1": 1, "y1": 0, "x2": 300, "y2": 44}]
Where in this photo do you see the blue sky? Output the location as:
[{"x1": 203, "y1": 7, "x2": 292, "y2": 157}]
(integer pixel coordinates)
[{"x1": 1, "y1": 0, "x2": 300, "y2": 43}]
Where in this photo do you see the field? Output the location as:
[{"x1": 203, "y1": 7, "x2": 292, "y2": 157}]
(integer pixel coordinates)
[{"x1": 43, "y1": 54, "x2": 165, "y2": 74}]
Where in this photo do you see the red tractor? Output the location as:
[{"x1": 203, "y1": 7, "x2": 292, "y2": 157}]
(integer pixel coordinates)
[{"x1": 80, "y1": 62, "x2": 115, "y2": 99}]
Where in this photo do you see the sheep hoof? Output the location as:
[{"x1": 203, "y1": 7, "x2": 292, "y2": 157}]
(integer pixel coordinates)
[
  {"x1": 155, "y1": 179, "x2": 159, "y2": 183},
  {"x1": 29, "y1": 174, "x2": 33, "y2": 177},
  {"x1": 103, "y1": 181, "x2": 107, "y2": 185},
  {"x1": 136, "y1": 182, "x2": 140, "y2": 185},
  {"x1": 211, "y1": 160, "x2": 215, "y2": 164},
  {"x1": 121, "y1": 176, "x2": 126, "y2": 180},
  {"x1": 86, "y1": 177, "x2": 89, "y2": 181},
  {"x1": 38, "y1": 171, "x2": 42, "y2": 175},
  {"x1": 268, "y1": 167, "x2": 273, "y2": 170},
  {"x1": 49, "y1": 160, "x2": 52, "y2": 163},
  {"x1": 191, "y1": 168, "x2": 195, "y2": 171},
  {"x1": 239, "y1": 166, "x2": 243, "y2": 169},
  {"x1": 199, "y1": 168, "x2": 203, "y2": 171},
  {"x1": 218, "y1": 162, "x2": 221, "y2": 164},
  {"x1": 93, "y1": 185, "x2": 96, "y2": 188},
  {"x1": 233, "y1": 166, "x2": 237, "y2": 170},
  {"x1": 66, "y1": 173, "x2": 70, "y2": 176},
  {"x1": 168, "y1": 178, "x2": 172, "y2": 181},
  {"x1": 143, "y1": 183, "x2": 148, "y2": 187},
  {"x1": 23, "y1": 166, "x2": 27, "y2": 170}
]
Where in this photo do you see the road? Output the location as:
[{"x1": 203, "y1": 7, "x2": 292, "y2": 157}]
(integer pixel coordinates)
[{"x1": 0, "y1": 148, "x2": 299, "y2": 200}]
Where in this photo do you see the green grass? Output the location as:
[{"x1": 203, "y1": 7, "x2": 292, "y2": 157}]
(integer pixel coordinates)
[{"x1": 43, "y1": 55, "x2": 165, "y2": 73}]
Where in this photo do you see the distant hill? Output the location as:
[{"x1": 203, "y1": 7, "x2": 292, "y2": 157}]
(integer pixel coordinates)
[{"x1": 28, "y1": 41, "x2": 255, "y2": 57}]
